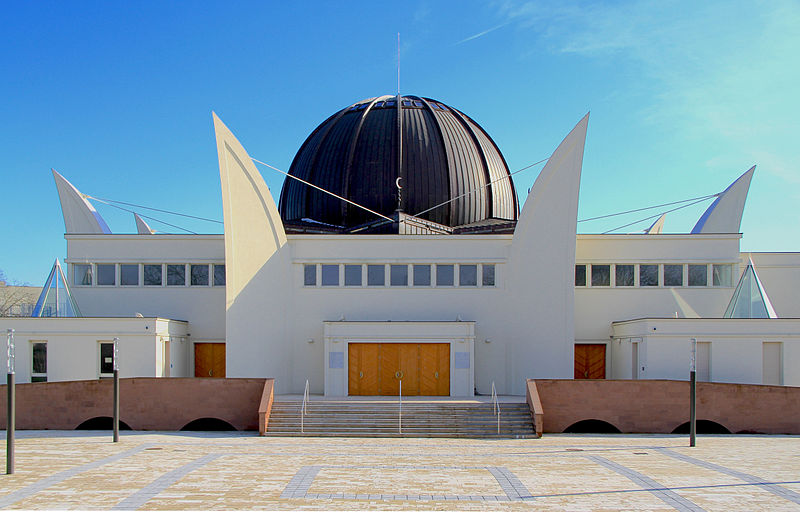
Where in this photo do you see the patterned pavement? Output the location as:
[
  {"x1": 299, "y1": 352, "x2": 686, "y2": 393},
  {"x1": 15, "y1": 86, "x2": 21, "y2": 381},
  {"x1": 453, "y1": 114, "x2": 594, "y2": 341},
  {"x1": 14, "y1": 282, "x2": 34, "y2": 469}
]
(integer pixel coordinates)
[{"x1": 1, "y1": 432, "x2": 799, "y2": 510}]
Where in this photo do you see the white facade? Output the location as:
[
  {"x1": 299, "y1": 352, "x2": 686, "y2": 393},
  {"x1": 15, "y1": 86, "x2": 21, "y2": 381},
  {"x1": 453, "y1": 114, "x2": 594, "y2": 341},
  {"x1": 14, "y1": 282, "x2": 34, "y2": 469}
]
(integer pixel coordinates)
[
  {"x1": 2, "y1": 317, "x2": 188, "y2": 383},
  {"x1": 4, "y1": 111, "x2": 799, "y2": 396}
]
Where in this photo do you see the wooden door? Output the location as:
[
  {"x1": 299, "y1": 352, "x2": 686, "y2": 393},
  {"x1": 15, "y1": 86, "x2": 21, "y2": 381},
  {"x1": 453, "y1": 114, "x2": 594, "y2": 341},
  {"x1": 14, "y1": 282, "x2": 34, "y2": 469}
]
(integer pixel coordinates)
[
  {"x1": 420, "y1": 343, "x2": 450, "y2": 395},
  {"x1": 574, "y1": 344, "x2": 605, "y2": 379},
  {"x1": 348, "y1": 343, "x2": 379, "y2": 395},
  {"x1": 378, "y1": 343, "x2": 400, "y2": 395},
  {"x1": 195, "y1": 343, "x2": 226, "y2": 378},
  {"x1": 398, "y1": 344, "x2": 420, "y2": 395}
]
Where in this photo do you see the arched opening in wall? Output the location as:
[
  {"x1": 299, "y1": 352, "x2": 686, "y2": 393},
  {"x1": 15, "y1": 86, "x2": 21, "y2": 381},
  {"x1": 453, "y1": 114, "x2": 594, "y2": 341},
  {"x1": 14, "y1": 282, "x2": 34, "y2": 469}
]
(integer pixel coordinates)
[
  {"x1": 76, "y1": 417, "x2": 133, "y2": 430},
  {"x1": 671, "y1": 420, "x2": 731, "y2": 434},
  {"x1": 180, "y1": 418, "x2": 237, "y2": 431},
  {"x1": 563, "y1": 419, "x2": 621, "y2": 434}
]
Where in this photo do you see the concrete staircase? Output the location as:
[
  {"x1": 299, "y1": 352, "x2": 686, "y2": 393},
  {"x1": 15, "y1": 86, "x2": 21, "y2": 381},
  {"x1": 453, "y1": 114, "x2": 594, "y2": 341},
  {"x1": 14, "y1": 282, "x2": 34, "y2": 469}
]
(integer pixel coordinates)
[{"x1": 265, "y1": 399, "x2": 536, "y2": 438}]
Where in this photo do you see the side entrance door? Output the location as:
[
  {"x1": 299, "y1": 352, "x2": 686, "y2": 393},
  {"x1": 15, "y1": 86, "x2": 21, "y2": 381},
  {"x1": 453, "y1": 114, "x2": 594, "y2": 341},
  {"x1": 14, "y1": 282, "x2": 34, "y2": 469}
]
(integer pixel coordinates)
[
  {"x1": 195, "y1": 343, "x2": 226, "y2": 378},
  {"x1": 574, "y1": 344, "x2": 606, "y2": 379}
]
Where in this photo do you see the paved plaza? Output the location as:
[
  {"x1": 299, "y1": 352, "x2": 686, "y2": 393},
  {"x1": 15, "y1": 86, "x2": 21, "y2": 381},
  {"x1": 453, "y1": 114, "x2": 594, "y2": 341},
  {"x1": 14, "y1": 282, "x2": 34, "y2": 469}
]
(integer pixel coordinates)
[{"x1": 1, "y1": 432, "x2": 799, "y2": 510}]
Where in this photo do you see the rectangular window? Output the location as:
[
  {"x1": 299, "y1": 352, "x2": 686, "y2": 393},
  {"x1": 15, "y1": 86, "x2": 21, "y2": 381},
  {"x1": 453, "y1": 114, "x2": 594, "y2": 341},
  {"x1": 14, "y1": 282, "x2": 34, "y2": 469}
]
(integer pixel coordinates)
[
  {"x1": 321, "y1": 264, "x2": 339, "y2": 286},
  {"x1": 664, "y1": 264, "x2": 683, "y2": 286},
  {"x1": 96, "y1": 264, "x2": 116, "y2": 286},
  {"x1": 167, "y1": 264, "x2": 186, "y2": 286},
  {"x1": 688, "y1": 264, "x2": 707, "y2": 286},
  {"x1": 120, "y1": 264, "x2": 139, "y2": 286},
  {"x1": 74, "y1": 264, "x2": 92, "y2": 286},
  {"x1": 615, "y1": 265, "x2": 634, "y2": 287},
  {"x1": 482, "y1": 264, "x2": 495, "y2": 286},
  {"x1": 344, "y1": 265, "x2": 362, "y2": 286},
  {"x1": 213, "y1": 264, "x2": 226, "y2": 286},
  {"x1": 390, "y1": 265, "x2": 408, "y2": 286},
  {"x1": 303, "y1": 264, "x2": 316, "y2": 286},
  {"x1": 413, "y1": 265, "x2": 431, "y2": 286},
  {"x1": 190, "y1": 264, "x2": 209, "y2": 286},
  {"x1": 144, "y1": 264, "x2": 163, "y2": 286},
  {"x1": 712, "y1": 264, "x2": 732, "y2": 287},
  {"x1": 100, "y1": 342, "x2": 115, "y2": 376},
  {"x1": 31, "y1": 342, "x2": 47, "y2": 382},
  {"x1": 367, "y1": 265, "x2": 385, "y2": 286},
  {"x1": 640, "y1": 264, "x2": 659, "y2": 286},
  {"x1": 591, "y1": 264, "x2": 610, "y2": 286},
  {"x1": 436, "y1": 264, "x2": 454, "y2": 286},
  {"x1": 575, "y1": 265, "x2": 586, "y2": 287},
  {"x1": 459, "y1": 264, "x2": 477, "y2": 286}
]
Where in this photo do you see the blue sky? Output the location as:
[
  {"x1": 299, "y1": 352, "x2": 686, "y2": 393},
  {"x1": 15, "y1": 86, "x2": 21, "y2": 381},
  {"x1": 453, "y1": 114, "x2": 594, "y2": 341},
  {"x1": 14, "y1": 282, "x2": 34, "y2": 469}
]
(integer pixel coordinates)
[{"x1": 1, "y1": 0, "x2": 798, "y2": 285}]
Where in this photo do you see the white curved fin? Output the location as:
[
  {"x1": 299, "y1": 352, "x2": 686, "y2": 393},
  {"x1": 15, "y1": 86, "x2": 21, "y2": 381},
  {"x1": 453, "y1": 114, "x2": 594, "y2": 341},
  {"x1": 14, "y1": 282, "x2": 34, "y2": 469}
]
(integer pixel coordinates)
[
  {"x1": 134, "y1": 213, "x2": 155, "y2": 234},
  {"x1": 645, "y1": 214, "x2": 666, "y2": 234},
  {"x1": 691, "y1": 166, "x2": 755, "y2": 234},
  {"x1": 513, "y1": 113, "x2": 589, "y2": 246},
  {"x1": 52, "y1": 169, "x2": 111, "y2": 234},
  {"x1": 213, "y1": 112, "x2": 287, "y2": 306}
]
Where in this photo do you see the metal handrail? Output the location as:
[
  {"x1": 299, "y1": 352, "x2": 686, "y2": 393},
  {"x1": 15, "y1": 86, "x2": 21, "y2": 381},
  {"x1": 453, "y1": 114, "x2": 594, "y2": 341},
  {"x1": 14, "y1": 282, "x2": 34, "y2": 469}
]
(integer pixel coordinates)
[
  {"x1": 301, "y1": 379, "x2": 309, "y2": 433},
  {"x1": 398, "y1": 379, "x2": 402, "y2": 434},
  {"x1": 491, "y1": 381, "x2": 500, "y2": 434}
]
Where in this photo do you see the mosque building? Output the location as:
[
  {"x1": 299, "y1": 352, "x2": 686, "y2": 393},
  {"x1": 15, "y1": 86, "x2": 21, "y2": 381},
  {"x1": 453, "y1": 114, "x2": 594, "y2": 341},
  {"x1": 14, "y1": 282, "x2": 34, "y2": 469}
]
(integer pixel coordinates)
[{"x1": 2, "y1": 94, "x2": 799, "y2": 396}]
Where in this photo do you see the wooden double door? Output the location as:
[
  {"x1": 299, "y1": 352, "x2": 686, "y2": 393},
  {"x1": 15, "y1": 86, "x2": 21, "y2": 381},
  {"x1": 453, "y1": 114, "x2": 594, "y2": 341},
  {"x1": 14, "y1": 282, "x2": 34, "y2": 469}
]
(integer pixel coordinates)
[
  {"x1": 349, "y1": 343, "x2": 450, "y2": 396},
  {"x1": 195, "y1": 343, "x2": 226, "y2": 378},
  {"x1": 574, "y1": 344, "x2": 606, "y2": 379}
]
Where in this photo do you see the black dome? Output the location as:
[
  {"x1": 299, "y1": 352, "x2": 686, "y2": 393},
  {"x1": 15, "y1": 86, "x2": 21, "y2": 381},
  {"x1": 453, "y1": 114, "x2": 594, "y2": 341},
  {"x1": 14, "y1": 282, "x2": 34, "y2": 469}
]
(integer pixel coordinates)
[{"x1": 279, "y1": 95, "x2": 518, "y2": 231}]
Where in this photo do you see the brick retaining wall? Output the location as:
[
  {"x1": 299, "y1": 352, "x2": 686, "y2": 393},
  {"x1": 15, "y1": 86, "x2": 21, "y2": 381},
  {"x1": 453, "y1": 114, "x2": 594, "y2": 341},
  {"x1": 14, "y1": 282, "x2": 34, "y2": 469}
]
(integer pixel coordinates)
[
  {"x1": 0, "y1": 378, "x2": 270, "y2": 431},
  {"x1": 532, "y1": 379, "x2": 800, "y2": 434}
]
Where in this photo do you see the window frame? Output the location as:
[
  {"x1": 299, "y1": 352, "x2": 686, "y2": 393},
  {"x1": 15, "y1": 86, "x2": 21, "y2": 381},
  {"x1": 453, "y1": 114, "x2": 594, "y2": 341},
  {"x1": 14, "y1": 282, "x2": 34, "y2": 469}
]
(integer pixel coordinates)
[
  {"x1": 99, "y1": 341, "x2": 115, "y2": 377},
  {"x1": 96, "y1": 263, "x2": 117, "y2": 286},
  {"x1": 31, "y1": 341, "x2": 47, "y2": 382},
  {"x1": 119, "y1": 264, "x2": 140, "y2": 287},
  {"x1": 166, "y1": 264, "x2": 187, "y2": 286}
]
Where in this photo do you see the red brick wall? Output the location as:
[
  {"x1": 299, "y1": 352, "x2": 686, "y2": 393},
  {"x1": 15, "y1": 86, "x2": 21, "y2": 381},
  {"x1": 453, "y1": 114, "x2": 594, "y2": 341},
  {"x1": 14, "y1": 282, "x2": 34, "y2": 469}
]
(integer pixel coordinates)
[
  {"x1": 0, "y1": 378, "x2": 269, "y2": 431},
  {"x1": 533, "y1": 379, "x2": 800, "y2": 434}
]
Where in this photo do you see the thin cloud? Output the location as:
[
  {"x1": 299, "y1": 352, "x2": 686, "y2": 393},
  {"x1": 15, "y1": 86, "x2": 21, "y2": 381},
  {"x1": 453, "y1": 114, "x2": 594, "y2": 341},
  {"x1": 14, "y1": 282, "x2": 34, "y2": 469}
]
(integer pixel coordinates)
[{"x1": 455, "y1": 22, "x2": 510, "y2": 45}]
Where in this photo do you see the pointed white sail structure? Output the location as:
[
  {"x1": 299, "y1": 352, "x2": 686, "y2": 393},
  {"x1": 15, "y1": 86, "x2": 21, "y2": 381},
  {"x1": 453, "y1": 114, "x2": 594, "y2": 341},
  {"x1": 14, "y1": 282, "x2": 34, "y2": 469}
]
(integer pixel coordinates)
[
  {"x1": 724, "y1": 257, "x2": 777, "y2": 318},
  {"x1": 213, "y1": 112, "x2": 291, "y2": 384},
  {"x1": 507, "y1": 113, "x2": 589, "y2": 385},
  {"x1": 52, "y1": 169, "x2": 111, "y2": 234},
  {"x1": 31, "y1": 259, "x2": 82, "y2": 317},
  {"x1": 692, "y1": 166, "x2": 755, "y2": 234},
  {"x1": 134, "y1": 213, "x2": 155, "y2": 234},
  {"x1": 646, "y1": 214, "x2": 666, "y2": 234}
]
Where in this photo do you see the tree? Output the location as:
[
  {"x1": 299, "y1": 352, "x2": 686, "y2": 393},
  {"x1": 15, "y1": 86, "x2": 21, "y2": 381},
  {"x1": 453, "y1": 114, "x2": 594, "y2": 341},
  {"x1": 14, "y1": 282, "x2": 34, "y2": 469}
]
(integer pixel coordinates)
[{"x1": 0, "y1": 269, "x2": 37, "y2": 317}]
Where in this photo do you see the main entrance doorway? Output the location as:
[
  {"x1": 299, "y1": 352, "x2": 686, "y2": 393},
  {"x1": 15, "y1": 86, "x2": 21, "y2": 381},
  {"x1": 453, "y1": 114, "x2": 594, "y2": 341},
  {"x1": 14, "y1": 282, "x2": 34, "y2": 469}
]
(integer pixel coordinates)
[
  {"x1": 348, "y1": 343, "x2": 450, "y2": 396},
  {"x1": 574, "y1": 344, "x2": 606, "y2": 379},
  {"x1": 194, "y1": 343, "x2": 226, "y2": 378}
]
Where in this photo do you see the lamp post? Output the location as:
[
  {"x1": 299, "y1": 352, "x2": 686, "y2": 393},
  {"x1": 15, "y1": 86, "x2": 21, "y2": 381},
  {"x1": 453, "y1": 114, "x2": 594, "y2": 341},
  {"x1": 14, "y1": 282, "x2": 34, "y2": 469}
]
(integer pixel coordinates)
[
  {"x1": 689, "y1": 337, "x2": 697, "y2": 447},
  {"x1": 113, "y1": 337, "x2": 119, "y2": 443},
  {"x1": 6, "y1": 328, "x2": 15, "y2": 474}
]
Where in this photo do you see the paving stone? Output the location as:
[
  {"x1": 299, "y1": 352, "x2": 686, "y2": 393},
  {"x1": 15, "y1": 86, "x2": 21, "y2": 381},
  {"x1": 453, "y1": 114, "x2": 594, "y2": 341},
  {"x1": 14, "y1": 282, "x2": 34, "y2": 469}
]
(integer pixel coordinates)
[{"x1": 1, "y1": 432, "x2": 798, "y2": 510}]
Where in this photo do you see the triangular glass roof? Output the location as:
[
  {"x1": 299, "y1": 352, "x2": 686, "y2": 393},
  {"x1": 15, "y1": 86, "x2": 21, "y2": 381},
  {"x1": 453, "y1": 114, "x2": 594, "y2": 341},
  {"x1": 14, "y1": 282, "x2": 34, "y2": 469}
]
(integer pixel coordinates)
[
  {"x1": 723, "y1": 259, "x2": 777, "y2": 319},
  {"x1": 31, "y1": 259, "x2": 82, "y2": 317}
]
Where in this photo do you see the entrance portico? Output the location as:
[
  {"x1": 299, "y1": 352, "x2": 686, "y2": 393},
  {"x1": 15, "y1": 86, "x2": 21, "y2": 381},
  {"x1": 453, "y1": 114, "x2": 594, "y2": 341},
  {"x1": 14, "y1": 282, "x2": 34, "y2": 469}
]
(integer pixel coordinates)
[{"x1": 324, "y1": 321, "x2": 475, "y2": 397}]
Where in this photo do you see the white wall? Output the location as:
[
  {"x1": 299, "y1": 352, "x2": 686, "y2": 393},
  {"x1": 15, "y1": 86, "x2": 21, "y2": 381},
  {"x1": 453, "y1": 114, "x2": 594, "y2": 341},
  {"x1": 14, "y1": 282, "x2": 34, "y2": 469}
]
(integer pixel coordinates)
[
  {"x1": 66, "y1": 235, "x2": 225, "y2": 341},
  {"x1": 612, "y1": 318, "x2": 800, "y2": 386},
  {"x1": 0, "y1": 317, "x2": 189, "y2": 383}
]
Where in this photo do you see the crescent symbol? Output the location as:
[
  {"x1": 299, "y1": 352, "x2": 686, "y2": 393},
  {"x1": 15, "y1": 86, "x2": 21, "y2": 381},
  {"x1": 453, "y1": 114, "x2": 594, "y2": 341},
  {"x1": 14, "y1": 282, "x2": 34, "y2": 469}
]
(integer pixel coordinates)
[{"x1": 395, "y1": 177, "x2": 403, "y2": 189}]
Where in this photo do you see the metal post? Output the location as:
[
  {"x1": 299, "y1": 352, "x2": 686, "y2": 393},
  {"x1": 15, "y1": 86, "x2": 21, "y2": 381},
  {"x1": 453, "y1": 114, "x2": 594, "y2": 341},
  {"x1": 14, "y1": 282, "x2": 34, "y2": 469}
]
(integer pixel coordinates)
[
  {"x1": 689, "y1": 338, "x2": 697, "y2": 447},
  {"x1": 398, "y1": 379, "x2": 402, "y2": 435},
  {"x1": 113, "y1": 337, "x2": 119, "y2": 443},
  {"x1": 7, "y1": 329, "x2": 15, "y2": 474}
]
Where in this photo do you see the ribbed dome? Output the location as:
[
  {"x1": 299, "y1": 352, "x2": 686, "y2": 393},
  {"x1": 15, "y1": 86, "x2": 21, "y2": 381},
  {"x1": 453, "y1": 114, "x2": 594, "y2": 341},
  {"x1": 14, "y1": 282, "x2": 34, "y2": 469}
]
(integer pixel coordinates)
[{"x1": 278, "y1": 95, "x2": 518, "y2": 230}]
